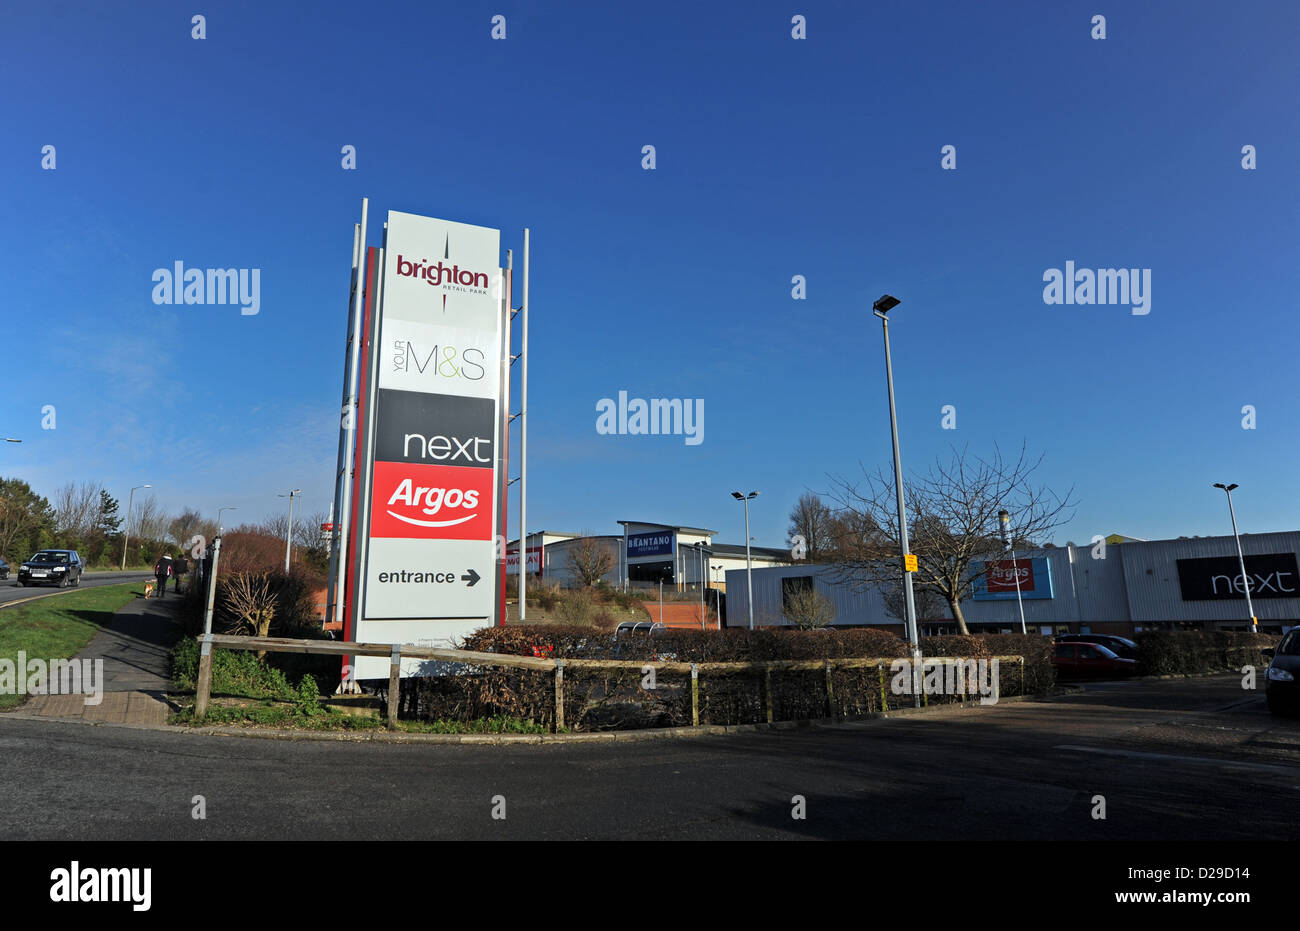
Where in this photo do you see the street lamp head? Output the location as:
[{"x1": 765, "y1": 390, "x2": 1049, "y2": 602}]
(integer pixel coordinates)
[
  {"x1": 873, "y1": 294, "x2": 901, "y2": 314},
  {"x1": 731, "y1": 491, "x2": 744, "y2": 500},
  {"x1": 1213, "y1": 482, "x2": 1238, "y2": 492}
]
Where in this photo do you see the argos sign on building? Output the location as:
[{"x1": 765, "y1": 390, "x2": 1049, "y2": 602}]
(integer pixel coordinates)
[{"x1": 351, "y1": 211, "x2": 505, "y2": 677}]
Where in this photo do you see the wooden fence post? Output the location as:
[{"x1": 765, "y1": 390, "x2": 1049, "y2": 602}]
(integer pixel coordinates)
[
  {"x1": 763, "y1": 666, "x2": 774, "y2": 723},
  {"x1": 554, "y1": 660, "x2": 565, "y2": 732},
  {"x1": 824, "y1": 660, "x2": 836, "y2": 720},
  {"x1": 387, "y1": 645, "x2": 401, "y2": 729},
  {"x1": 878, "y1": 662, "x2": 887, "y2": 711},
  {"x1": 194, "y1": 635, "x2": 213, "y2": 720},
  {"x1": 691, "y1": 664, "x2": 699, "y2": 726}
]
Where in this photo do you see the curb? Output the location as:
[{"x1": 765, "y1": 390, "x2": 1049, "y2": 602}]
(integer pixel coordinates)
[{"x1": 2, "y1": 692, "x2": 1036, "y2": 745}]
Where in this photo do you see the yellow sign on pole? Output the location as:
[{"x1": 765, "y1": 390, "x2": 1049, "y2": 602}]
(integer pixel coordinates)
[{"x1": 904, "y1": 554, "x2": 918, "y2": 572}]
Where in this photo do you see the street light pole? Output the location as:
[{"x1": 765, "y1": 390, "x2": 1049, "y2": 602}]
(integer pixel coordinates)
[
  {"x1": 873, "y1": 295, "x2": 919, "y2": 652},
  {"x1": 120, "y1": 484, "x2": 151, "y2": 571},
  {"x1": 1214, "y1": 483, "x2": 1257, "y2": 633},
  {"x1": 731, "y1": 491, "x2": 759, "y2": 630},
  {"x1": 216, "y1": 506, "x2": 237, "y2": 536},
  {"x1": 999, "y1": 509, "x2": 1028, "y2": 635},
  {"x1": 279, "y1": 489, "x2": 302, "y2": 572}
]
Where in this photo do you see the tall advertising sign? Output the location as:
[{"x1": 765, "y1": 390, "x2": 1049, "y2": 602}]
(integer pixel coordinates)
[{"x1": 353, "y1": 211, "x2": 503, "y2": 678}]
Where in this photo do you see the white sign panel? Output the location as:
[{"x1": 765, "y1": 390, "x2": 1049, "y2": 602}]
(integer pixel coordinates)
[{"x1": 354, "y1": 211, "x2": 503, "y2": 678}]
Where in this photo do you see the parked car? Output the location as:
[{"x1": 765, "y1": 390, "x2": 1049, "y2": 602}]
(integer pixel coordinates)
[
  {"x1": 17, "y1": 549, "x2": 83, "y2": 587},
  {"x1": 1052, "y1": 641, "x2": 1137, "y2": 679},
  {"x1": 1264, "y1": 629, "x2": 1300, "y2": 716},
  {"x1": 1057, "y1": 633, "x2": 1138, "y2": 660},
  {"x1": 0, "y1": 557, "x2": 9, "y2": 580}
]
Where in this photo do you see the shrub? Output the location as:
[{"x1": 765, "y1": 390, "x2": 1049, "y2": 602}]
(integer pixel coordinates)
[
  {"x1": 1135, "y1": 630, "x2": 1278, "y2": 677},
  {"x1": 557, "y1": 588, "x2": 595, "y2": 625},
  {"x1": 170, "y1": 637, "x2": 296, "y2": 700}
]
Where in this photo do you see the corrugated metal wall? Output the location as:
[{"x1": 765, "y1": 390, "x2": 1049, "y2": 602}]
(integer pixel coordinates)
[{"x1": 726, "y1": 531, "x2": 1300, "y2": 631}]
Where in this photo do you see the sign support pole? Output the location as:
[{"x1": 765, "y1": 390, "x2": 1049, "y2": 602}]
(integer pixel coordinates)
[
  {"x1": 329, "y1": 199, "x2": 368, "y2": 631},
  {"x1": 520, "y1": 229, "x2": 530, "y2": 621}
]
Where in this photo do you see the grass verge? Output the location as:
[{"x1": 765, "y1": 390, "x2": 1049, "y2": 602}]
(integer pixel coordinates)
[
  {"x1": 168, "y1": 639, "x2": 547, "y2": 733},
  {"x1": 0, "y1": 581, "x2": 142, "y2": 711}
]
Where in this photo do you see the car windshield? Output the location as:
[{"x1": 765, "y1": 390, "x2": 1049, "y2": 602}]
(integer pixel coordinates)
[
  {"x1": 1278, "y1": 631, "x2": 1300, "y2": 656},
  {"x1": 31, "y1": 552, "x2": 68, "y2": 563}
]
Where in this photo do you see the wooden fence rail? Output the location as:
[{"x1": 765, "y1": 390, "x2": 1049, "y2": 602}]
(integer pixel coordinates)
[{"x1": 192, "y1": 633, "x2": 1025, "y2": 731}]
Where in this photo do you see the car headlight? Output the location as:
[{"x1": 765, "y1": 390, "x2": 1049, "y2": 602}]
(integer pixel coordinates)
[
  {"x1": 52, "y1": 566, "x2": 66, "y2": 572},
  {"x1": 1268, "y1": 666, "x2": 1295, "y2": 682}
]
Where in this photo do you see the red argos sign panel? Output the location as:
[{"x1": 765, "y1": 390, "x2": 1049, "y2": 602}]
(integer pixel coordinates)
[{"x1": 369, "y1": 461, "x2": 494, "y2": 540}]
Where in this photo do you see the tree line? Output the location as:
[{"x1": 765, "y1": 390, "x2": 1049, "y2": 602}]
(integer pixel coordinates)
[{"x1": 0, "y1": 476, "x2": 332, "y2": 571}]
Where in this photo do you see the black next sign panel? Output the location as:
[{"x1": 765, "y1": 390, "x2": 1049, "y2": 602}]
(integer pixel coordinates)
[
  {"x1": 1175, "y1": 553, "x2": 1300, "y2": 601},
  {"x1": 374, "y1": 388, "x2": 495, "y2": 467}
]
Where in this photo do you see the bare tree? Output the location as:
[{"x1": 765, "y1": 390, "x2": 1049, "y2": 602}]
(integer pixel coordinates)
[
  {"x1": 881, "y1": 578, "x2": 949, "y2": 626},
  {"x1": 133, "y1": 494, "x2": 171, "y2": 543},
  {"x1": 168, "y1": 509, "x2": 206, "y2": 547},
  {"x1": 261, "y1": 514, "x2": 290, "y2": 543},
  {"x1": 53, "y1": 481, "x2": 102, "y2": 538},
  {"x1": 221, "y1": 573, "x2": 277, "y2": 657},
  {"x1": 787, "y1": 492, "x2": 837, "y2": 561},
  {"x1": 295, "y1": 510, "x2": 331, "y2": 551},
  {"x1": 781, "y1": 584, "x2": 836, "y2": 630},
  {"x1": 828, "y1": 444, "x2": 1074, "y2": 635},
  {"x1": 568, "y1": 533, "x2": 616, "y2": 587}
]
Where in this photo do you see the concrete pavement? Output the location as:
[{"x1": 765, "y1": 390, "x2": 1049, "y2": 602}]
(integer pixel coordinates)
[{"x1": 11, "y1": 591, "x2": 183, "y2": 726}]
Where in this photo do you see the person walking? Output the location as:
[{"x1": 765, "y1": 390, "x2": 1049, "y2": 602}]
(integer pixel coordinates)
[
  {"x1": 153, "y1": 555, "x2": 172, "y2": 599},
  {"x1": 173, "y1": 554, "x2": 188, "y2": 593}
]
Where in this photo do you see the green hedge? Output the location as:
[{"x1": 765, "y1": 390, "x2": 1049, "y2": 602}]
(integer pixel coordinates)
[{"x1": 1134, "y1": 630, "x2": 1278, "y2": 677}]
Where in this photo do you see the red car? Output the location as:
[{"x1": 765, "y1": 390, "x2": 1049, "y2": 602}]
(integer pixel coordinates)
[{"x1": 1052, "y1": 641, "x2": 1138, "y2": 679}]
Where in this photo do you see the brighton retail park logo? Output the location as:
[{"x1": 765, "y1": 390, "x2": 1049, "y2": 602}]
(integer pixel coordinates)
[{"x1": 395, "y1": 232, "x2": 492, "y2": 313}]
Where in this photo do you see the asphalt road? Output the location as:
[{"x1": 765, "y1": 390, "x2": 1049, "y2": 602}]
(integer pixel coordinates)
[
  {"x1": 0, "y1": 571, "x2": 153, "y2": 608},
  {"x1": 1, "y1": 674, "x2": 1297, "y2": 840}
]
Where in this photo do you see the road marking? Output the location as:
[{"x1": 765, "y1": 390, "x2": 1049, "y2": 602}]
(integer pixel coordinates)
[{"x1": 1055, "y1": 744, "x2": 1300, "y2": 776}]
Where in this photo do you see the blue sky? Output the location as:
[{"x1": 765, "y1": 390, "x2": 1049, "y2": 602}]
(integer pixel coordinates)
[{"x1": 3, "y1": 0, "x2": 1297, "y2": 550}]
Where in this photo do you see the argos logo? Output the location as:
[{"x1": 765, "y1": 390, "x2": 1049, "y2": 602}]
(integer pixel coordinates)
[
  {"x1": 370, "y1": 462, "x2": 493, "y2": 540},
  {"x1": 388, "y1": 480, "x2": 480, "y2": 525},
  {"x1": 985, "y1": 561, "x2": 1036, "y2": 593}
]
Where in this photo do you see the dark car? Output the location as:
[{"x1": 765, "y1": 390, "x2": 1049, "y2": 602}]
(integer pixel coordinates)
[
  {"x1": 0, "y1": 557, "x2": 9, "y2": 580},
  {"x1": 1264, "y1": 629, "x2": 1300, "y2": 716},
  {"x1": 1052, "y1": 641, "x2": 1138, "y2": 679},
  {"x1": 17, "y1": 549, "x2": 83, "y2": 587},
  {"x1": 1058, "y1": 633, "x2": 1138, "y2": 660}
]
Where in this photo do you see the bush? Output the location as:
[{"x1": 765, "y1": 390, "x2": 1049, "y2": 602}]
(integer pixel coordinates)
[
  {"x1": 557, "y1": 588, "x2": 595, "y2": 625},
  {"x1": 171, "y1": 637, "x2": 296, "y2": 700},
  {"x1": 921, "y1": 633, "x2": 1055, "y2": 696},
  {"x1": 1134, "y1": 630, "x2": 1278, "y2": 677}
]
